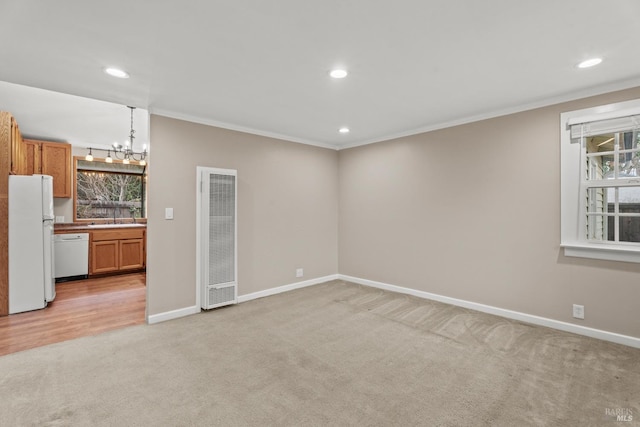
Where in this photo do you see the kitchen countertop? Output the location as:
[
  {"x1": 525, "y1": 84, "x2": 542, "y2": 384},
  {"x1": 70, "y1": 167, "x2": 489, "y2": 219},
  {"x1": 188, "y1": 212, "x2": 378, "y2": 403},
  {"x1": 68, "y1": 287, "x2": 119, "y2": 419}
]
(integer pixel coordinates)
[{"x1": 54, "y1": 223, "x2": 147, "y2": 232}]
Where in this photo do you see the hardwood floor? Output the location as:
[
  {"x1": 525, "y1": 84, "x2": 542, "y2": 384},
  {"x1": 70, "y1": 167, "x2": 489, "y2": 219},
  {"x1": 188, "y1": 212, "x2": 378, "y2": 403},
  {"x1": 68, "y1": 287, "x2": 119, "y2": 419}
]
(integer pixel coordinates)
[{"x1": 0, "y1": 272, "x2": 145, "y2": 356}]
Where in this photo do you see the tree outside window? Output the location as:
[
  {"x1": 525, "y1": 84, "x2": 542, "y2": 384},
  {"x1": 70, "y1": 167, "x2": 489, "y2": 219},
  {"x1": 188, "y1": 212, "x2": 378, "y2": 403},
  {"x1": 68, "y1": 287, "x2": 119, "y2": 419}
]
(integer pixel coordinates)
[{"x1": 75, "y1": 159, "x2": 146, "y2": 221}]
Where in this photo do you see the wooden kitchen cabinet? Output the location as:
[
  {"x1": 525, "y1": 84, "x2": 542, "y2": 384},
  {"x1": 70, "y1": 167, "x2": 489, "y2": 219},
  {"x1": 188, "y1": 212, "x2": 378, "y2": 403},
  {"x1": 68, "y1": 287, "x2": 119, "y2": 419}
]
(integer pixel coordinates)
[
  {"x1": 23, "y1": 139, "x2": 72, "y2": 198},
  {"x1": 1, "y1": 112, "x2": 27, "y2": 316},
  {"x1": 91, "y1": 240, "x2": 119, "y2": 274},
  {"x1": 119, "y1": 238, "x2": 145, "y2": 270},
  {"x1": 24, "y1": 141, "x2": 40, "y2": 176},
  {"x1": 9, "y1": 115, "x2": 26, "y2": 175},
  {"x1": 90, "y1": 228, "x2": 145, "y2": 275}
]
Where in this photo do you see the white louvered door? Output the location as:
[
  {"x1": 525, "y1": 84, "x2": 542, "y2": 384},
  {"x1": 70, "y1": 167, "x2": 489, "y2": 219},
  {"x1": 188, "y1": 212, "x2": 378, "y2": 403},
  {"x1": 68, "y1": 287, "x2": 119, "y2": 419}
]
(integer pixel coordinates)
[{"x1": 199, "y1": 167, "x2": 237, "y2": 309}]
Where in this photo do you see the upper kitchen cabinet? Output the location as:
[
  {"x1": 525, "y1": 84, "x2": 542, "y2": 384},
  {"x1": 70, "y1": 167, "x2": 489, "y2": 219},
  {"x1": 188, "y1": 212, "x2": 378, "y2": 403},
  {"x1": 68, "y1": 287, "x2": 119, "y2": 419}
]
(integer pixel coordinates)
[
  {"x1": 5, "y1": 113, "x2": 26, "y2": 176},
  {"x1": 24, "y1": 139, "x2": 72, "y2": 198}
]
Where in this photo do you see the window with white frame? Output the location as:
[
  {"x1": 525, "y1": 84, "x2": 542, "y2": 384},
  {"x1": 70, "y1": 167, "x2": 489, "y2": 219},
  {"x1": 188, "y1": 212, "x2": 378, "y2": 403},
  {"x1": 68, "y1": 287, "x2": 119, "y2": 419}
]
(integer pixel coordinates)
[{"x1": 561, "y1": 98, "x2": 640, "y2": 263}]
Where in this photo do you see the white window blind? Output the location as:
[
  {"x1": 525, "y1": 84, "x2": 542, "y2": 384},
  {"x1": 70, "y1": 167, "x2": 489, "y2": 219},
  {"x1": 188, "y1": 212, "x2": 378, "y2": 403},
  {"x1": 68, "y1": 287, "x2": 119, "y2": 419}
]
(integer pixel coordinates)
[{"x1": 569, "y1": 114, "x2": 640, "y2": 141}]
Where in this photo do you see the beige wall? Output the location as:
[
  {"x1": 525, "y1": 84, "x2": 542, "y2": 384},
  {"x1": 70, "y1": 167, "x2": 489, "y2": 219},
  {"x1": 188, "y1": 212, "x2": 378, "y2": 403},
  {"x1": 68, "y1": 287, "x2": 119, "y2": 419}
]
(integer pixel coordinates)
[
  {"x1": 339, "y1": 87, "x2": 640, "y2": 338},
  {"x1": 147, "y1": 116, "x2": 338, "y2": 316},
  {"x1": 147, "y1": 87, "x2": 640, "y2": 338}
]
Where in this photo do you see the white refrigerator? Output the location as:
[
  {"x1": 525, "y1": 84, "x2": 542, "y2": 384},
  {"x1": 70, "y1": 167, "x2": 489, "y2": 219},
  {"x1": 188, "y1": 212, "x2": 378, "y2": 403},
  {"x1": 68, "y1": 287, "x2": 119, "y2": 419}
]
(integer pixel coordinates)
[{"x1": 9, "y1": 174, "x2": 56, "y2": 314}]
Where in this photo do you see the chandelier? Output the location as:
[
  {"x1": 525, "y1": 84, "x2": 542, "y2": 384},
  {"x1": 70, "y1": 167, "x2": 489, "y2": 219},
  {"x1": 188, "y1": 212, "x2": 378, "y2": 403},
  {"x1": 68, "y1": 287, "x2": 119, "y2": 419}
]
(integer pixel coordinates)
[{"x1": 85, "y1": 106, "x2": 147, "y2": 165}]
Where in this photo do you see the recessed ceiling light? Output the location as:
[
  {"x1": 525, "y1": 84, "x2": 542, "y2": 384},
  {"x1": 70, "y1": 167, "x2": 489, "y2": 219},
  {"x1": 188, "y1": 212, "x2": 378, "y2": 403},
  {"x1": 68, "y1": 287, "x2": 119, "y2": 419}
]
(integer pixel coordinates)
[
  {"x1": 330, "y1": 69, "x2": 348, "y2": 79},
  {"x1": 577, "y1": 58, "x2": 602, "y2": 69},
  {"x1": 339, "y1": 127, "x2": 350, "y2": 134},
  {"x1": 104, "y1": 67, "x2": 130, "y2": 78}
]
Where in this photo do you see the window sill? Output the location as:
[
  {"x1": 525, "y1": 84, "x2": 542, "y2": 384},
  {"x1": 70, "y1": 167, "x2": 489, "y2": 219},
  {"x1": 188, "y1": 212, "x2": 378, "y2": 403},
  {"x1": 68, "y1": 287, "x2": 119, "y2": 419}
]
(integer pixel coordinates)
[{"x1": 561, "y1": 243, "x2": 640, "y2": 263}]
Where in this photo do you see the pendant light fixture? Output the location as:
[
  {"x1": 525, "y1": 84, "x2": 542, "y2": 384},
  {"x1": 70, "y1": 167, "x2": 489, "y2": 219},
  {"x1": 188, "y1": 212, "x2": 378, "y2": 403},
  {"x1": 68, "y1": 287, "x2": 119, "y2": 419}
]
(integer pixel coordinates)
[
  {"x1": 111, "y1": 106, "x2": 148, "y2": 164},
  {"x1": 84, "y1": 106, "x2": 148, "y2": 165}
]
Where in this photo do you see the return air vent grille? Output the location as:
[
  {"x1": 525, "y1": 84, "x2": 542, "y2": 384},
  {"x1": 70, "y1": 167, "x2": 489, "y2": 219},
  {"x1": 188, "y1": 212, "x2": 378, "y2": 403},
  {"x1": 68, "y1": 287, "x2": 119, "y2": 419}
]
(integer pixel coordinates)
[
  {"x1": 209, "y1": 174, "x2": 235, "y2": 286},
  {"x1": 200, "y1": 167, "x2": 237, "y2": 310},
  {"x1": 208, "y1": 285, "x2": 235, "y2": 307}
]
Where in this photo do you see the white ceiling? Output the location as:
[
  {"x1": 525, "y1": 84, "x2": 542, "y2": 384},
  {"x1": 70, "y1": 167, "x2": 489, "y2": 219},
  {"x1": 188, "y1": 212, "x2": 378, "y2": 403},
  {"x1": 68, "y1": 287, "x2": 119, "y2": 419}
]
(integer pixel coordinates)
[
  {"x1": 0, "y1": 81, "x2": 149, "y2": 151},
  {"x1": 1, "y1": 0, "x2": 639, "y2": 150}
]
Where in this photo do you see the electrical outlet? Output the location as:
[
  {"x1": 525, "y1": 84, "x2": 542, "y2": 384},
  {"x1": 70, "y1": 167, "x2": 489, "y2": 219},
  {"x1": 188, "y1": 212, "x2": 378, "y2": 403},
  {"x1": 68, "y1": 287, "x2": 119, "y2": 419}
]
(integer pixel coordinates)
[
  {"x1": 573, "y1": 304, "x2": 585, "y2": 319},
  {"x1": 296, "y1": 268, "x2": 303, "y2": 278}
]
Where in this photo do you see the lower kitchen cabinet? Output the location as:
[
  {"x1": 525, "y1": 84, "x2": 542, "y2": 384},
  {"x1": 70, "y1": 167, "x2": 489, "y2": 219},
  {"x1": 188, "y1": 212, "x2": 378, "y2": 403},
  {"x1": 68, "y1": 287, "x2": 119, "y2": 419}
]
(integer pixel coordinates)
[
  {"x1": 90, "y1": 228, "x2": 145, "y2": 276},
  {"x1": 119, "y1": 238, "x2": 144, "y2": 270},
  {"x1": 92, "y1": 240, "x2": 119, "y2": 274}
]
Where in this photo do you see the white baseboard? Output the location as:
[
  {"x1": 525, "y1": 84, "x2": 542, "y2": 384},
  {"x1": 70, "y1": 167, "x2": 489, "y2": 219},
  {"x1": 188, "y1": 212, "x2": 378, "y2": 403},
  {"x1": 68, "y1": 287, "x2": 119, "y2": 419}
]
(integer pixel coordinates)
[
  {"x1": 147, "y1": 274, "x2": 639, "y2": 349},
  {"x1": 338, "y1": 274, "x2": 640, "y2": 349},
  {"x1": 147, "y1": 275, "x2": 339, "y2": 324},
  {"x1": 147, "y1": 305, "x2": 200, "y2": 325},
  {"x1": 238, "y1": 274, "x2": 340, "y2": 303}
]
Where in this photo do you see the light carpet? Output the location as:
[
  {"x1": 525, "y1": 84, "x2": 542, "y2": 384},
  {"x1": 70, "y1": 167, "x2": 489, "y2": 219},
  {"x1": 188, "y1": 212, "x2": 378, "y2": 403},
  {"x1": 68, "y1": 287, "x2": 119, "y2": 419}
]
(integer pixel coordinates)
[{"x1": 1, "y1": 280, "x2": 638, "y2": 426}]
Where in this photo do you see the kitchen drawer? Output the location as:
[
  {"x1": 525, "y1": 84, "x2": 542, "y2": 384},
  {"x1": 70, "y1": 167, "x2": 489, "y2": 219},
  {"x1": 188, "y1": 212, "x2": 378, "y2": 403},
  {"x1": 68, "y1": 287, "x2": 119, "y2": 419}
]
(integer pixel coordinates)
[{"x1": 91, "y1": 228, "x2": 145, "y2": 241}]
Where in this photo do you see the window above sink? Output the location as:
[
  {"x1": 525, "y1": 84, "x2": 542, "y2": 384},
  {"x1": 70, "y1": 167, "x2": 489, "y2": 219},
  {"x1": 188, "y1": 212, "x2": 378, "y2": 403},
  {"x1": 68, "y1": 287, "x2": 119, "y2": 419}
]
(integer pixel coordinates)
[{"x1": 74, "y1": 157, "x2": 147, "y2": 223}]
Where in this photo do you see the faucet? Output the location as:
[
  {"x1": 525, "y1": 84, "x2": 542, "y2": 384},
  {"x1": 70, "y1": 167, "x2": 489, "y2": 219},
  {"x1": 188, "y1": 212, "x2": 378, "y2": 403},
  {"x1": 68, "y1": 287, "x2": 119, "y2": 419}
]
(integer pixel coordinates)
[{"x1": 113, "y1": 208, "x2": 117, "y2": 224}]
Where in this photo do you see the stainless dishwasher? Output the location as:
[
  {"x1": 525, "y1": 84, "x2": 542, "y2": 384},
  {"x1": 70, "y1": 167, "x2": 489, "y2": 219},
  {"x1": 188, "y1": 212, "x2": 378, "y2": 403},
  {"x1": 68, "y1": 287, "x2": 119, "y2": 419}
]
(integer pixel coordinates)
[{"x1": 54, "y1": 233, "x2": 89, "y2": 281}]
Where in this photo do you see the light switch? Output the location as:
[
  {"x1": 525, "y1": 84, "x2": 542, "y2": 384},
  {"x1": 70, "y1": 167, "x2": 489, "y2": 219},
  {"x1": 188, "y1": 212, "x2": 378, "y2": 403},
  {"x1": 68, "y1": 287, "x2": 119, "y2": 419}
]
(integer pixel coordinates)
[{"x1": 165, "y1": 208, "x2": 174, "y2": 220}]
